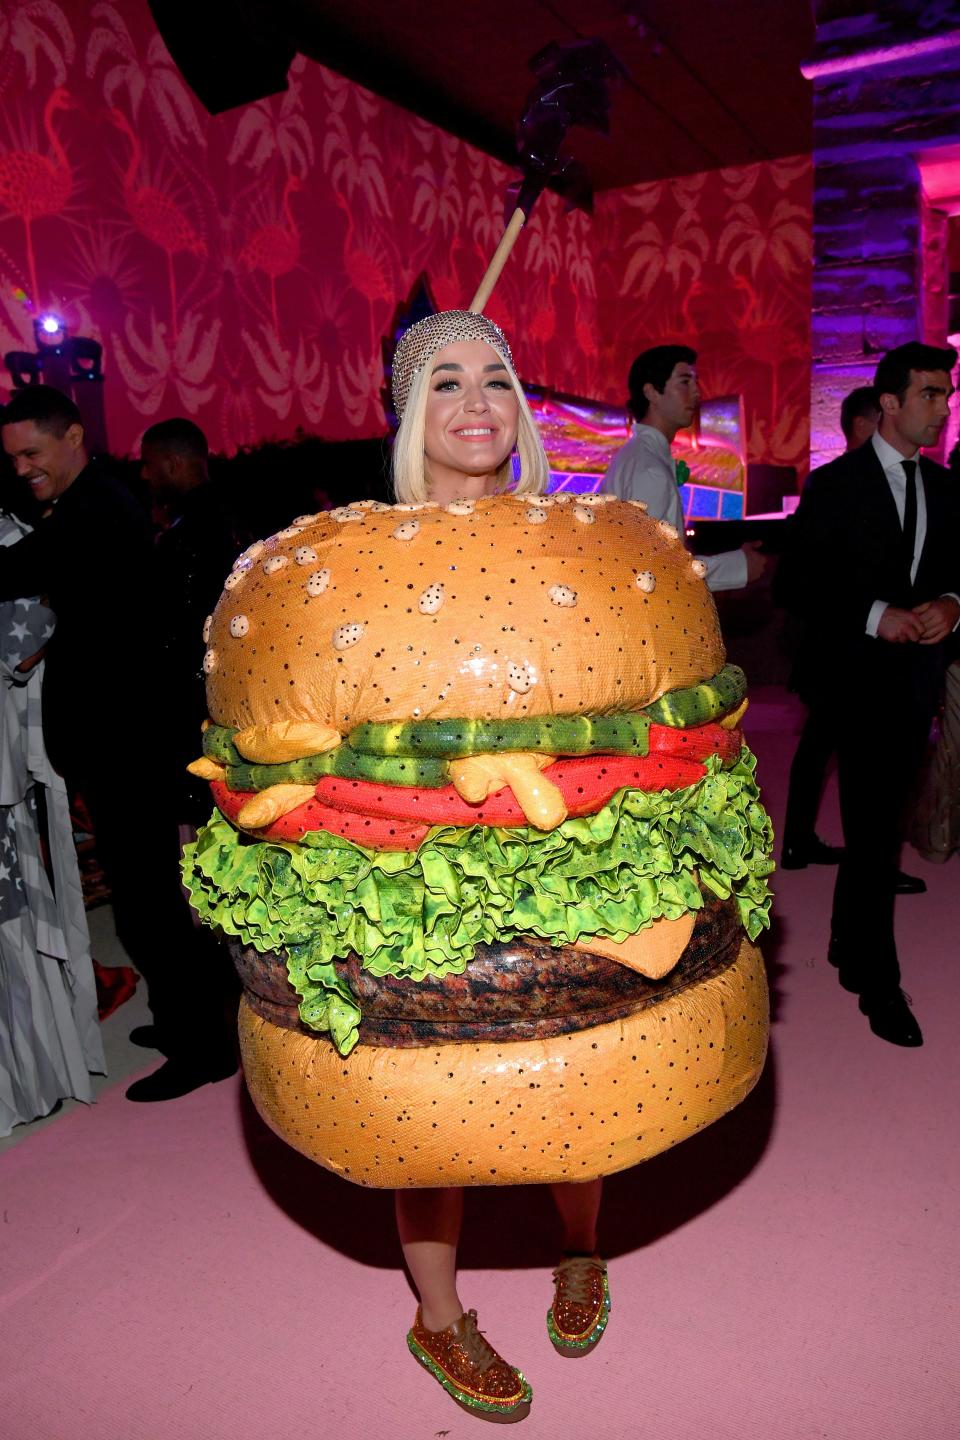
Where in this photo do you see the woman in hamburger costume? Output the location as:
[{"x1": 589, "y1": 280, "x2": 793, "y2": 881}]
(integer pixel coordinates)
[{"x1": 183, "y1": 309, "x2": 774, "y2": 1422}]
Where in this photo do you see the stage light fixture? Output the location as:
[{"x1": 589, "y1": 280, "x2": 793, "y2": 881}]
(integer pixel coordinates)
[
  {"x1": 3, "y1": 350, "x2": 43, "y2": 387},
  {"x1": 68, "y1": 335, "x2": 103, "y2": 382},
  {"x1": 3, "y1": 319, "x2": 108, "y2": 452},
  {"x1": 33, "y1": 313, "x2": 68, "y2": 350}
]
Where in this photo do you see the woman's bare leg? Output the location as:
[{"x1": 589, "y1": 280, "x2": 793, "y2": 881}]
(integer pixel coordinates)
[
  {"x1": 395, "y1": 1186, "x2": 465, "y2": 1331},
  {"x1": 548, "y1": 1177, "x2": 603, "y2": 1252}
]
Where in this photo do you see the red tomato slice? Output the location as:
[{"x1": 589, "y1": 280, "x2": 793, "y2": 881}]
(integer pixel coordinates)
[
  {"x1": 311, "y1": 751, "x2": 707, "y2": 826},
  {"x1": 210, "y1": 781, "x2": 429, "y2": 849},
  {"x1": 648, "y1": 721, "x2": 741, "y2": 758},
  {"x1": 210, "y1": 722, "x2": 742, "y2": 845}
]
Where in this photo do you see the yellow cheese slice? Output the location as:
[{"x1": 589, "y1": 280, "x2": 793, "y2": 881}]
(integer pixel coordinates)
[
  {"x1": 233, "y1": 720, "x2": 341, "y2": 763},
  {"x1": 720, "y1": 698, "x2": 749, "y2": 730},
  {"x1": 187, "y1": 757, "x2": 226, "y2": 782},
  {"x1": 447, "y1": 752, "x2": 567, "y2": 830},
  {"x1": 571, "y1": 912, "x2": 695, "y2": 980},
  {"x1": 237, "y1": 783, "x2": 316, "y2": 828}
]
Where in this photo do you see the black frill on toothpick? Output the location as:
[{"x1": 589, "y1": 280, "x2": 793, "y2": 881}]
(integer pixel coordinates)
[{"x1": 506, "y1": 37, "x2": 626, "y2": 221}]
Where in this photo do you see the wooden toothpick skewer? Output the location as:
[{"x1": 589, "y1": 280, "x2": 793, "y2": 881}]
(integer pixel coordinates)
[{"x1": 469, "y1": 208, "x2": 527, "y2": 313}]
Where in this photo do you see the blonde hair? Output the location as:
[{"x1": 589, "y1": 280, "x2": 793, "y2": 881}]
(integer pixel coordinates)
[{"x1": 392, "y1": 361, "x2": 549, "y2": 504}]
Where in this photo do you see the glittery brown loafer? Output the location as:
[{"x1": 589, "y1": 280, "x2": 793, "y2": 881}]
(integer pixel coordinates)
[
  {"x1": 546, "y1": 1255, "x2": 610, "y2": 1357},
  {"x1": 407, "y1": 1307, "x2": 532, "y2": 1422}
]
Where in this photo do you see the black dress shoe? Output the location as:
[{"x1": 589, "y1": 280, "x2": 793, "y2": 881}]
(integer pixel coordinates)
[
  {"x1": 893, "y1": 870, "x2": 927, "y2": 895},
  {"x1": 858, "y1": 989, "x2": 923, "y2": 1047},
  {"x1": 129, "y1": 1024, "x2": 161, "y2": 1049},
  {"x1": 125, "y1": 1054, "x2": 238, "y2": 1103},
  {"x1": 780, "y1": 835, "x2": 845, "y2": 869}
]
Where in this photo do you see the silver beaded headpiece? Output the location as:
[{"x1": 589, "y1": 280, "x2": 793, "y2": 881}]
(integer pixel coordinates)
[{"x1": 391, "y1": 309, "x2": 515, "y2": 420}]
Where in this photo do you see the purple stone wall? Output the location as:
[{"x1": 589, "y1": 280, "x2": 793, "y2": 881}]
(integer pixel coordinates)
[
  {"x1": 811, "y1": 153, "x2": 922, "y2": 468},
  {"x1": 921, "y1": 199, "x2": 950, "y2": 347},
  {"x1": 807, "y1": 3, "x2": 960, "y2": 470}
]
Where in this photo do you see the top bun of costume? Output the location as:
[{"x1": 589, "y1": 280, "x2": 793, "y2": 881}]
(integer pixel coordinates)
[
  {"x1": 203, "y1": 492, "x2": 722, "y2": 734},
  {"x1": 185, "y1": 479, "x2": 773, "y2": 1188}
]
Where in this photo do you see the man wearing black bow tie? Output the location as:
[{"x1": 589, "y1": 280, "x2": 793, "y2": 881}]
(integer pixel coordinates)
[{"x1": 778, "y1": 342, "x2": 960, "y2": 1047}]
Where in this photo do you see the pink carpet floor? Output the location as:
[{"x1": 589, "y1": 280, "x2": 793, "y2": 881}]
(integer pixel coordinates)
[{"x1": 1, "y1": 690, "x2": 957, "y2": 1440}]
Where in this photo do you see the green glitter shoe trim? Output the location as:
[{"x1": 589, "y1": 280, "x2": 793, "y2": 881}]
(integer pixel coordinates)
[
  {"x1": 546, "y1": 1273, "x2": 611, "y2": 1350},
  {"x1": 406, "y1": 1332, "x2": 533, "y2": 1414}
]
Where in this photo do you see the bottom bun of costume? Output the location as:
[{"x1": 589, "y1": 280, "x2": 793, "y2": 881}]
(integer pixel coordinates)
[{"x1": 237, "y1": 928, "x2": 768, "y2": 1188}]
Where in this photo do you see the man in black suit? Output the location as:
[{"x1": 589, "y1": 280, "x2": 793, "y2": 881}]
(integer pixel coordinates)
[
  {"x1": 141, "y1": 418, "x2": 254, "y2": 826},
  {"x1": 778, "y1": 343, "x2": 960, "y2": 1046},
  {"x1": 0, "y1": 386, "x2": 236, "y2": 1099},
  {"x1": 781, "y1": 385, "x2": 881, "y2": 871}
]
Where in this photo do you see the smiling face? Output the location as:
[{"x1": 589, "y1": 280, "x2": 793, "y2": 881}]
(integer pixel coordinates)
[
  {"x1": 1, "y1": 418, "x2": 86, "y2": 504},
  {"x1": 422, "y1": 340, "x2": 520, "y2": 502},
  {"x1": 879, "y1": 368, "x2": 954, "y2": 454}
]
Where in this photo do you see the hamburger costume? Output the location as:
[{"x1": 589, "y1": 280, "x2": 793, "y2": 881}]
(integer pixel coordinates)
[{"x1": 183, "y1": 311, "x2": 773, "y2": 1420}]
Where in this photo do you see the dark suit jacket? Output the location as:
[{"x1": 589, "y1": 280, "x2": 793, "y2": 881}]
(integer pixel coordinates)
[
  {"x1": 154, "y1": 481, "x2": 259, "y2": 819},
  {"x1": 776, "y1": 441, "x2": 960, "y2": 714},
  {"x1": 0, "y1": 461, "x2": 158, "y2": 777}
]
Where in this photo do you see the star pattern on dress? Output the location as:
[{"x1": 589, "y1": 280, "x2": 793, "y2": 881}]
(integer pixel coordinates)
[
  {"x1": 0, "y1": 596, "x2": 55, "y2": 667},
  {"x1": 0, "y1": 817, "x2": 28, "y2": 916}
]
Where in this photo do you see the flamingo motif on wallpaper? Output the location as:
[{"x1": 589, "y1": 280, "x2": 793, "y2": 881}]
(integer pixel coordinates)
[
  {"x1": 238, "y1": 173, "x2": 302, "y2": 334},
  {"x1": 430, "y1": 231, "x2": 465, "y2": 311},
  {"x1": 0, "y1": 88, "x2": 75, "y2": 308},
  {"x1": 732, "y1": 274, "x2": 807, "y2": 421},
  {"x1": 574, "y1": 296, "x2": 599, "y2": 362},
  {"x1": 105, "y1": 107, "x2": 207, "y2": 343},
  {"x1": 529, "y1": 273, "x2": 558, "y2": 346},
  {"x1": 333, "y1": 189, "x2": 393, "y2": 353}
]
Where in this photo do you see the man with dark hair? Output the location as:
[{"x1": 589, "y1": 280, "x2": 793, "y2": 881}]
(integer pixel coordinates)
[
  {"x1": 778, "y1": 341, "x2": 960, "y2": 1046},
  {"x1": 135, "y1": 417, "x2": 251, "y2": 1093},
  {"x1": 839, "y1": 386, "x2": 881, "y2": 450},
  {"x1": 0, "y1": 386, "x2": 151, "y2": 773},
  {"x1": 141, "y1": 417, "x2": 210, "y2": 522},
  {"x1": 626, "y1": 344, "x2": 698, "y2": 423},
  {"x1": 0, "y1": 386, "x2": 84, "y2": 499},
  {"x1": 603, "y1": 344, "x2": 766, "y2": 590},
  {"x1": 142, "y1": 418, "x2": 255, "y2": 818},
  {"x1": 143, "y1": 415, "x2": 208, "y2": 460},
  {"x1": 0, "y1": 387, "x2": 236, "y2": 1100}
]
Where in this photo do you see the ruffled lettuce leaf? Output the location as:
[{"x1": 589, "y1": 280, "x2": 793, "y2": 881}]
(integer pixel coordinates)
[{"x1": 183, "y1": 746, "x2": 774, "y2": 1056}]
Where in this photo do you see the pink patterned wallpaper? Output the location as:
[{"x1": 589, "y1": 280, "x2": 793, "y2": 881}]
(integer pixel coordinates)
[
  {"x1": 595, "y1": 157, "x2": 813, "y2": 475},
  {"x1": 0, "y1": 0, "x2": 811, "y2": 474}
]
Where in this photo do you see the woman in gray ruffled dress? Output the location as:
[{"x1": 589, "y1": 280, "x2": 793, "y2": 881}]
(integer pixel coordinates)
[
  {"x1": 909, "y1": 649, "x2": 960, "y2": 864},
  {"x1": 0, "y1": 507, "x2": 104, "y2": 1135}
]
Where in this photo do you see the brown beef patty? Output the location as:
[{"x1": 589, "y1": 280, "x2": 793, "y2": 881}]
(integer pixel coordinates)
[{"x1": 231, "y1": 893, "x2": 741, "y2": 1047}]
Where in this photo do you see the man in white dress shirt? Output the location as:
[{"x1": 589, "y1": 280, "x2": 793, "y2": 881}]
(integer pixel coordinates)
[
  {"x1": 777, "y1": 342, "x2": 960, "y2": 1048},
  {"x1": 602, "y1": 345, "x2": 766, "y2": 591}
]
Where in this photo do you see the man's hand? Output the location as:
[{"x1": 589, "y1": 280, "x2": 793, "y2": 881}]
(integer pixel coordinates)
[
  {"x1": 913, "y1": 596, "x2": 960, "y2": 644},
  {"x1": 877, "y1": 606, "x2": 925, "y2": 643},
  {"x1": 741, "y1": 540, "x2": 768, "y2": 584}
]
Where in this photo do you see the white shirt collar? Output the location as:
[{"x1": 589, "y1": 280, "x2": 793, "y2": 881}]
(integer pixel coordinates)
[
  {"x1": 631, "y1": 421, "x2": 672, "y2": 456},
  {"x1": 872, "y1": 428, "x2": 919, "y2": 472}
]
